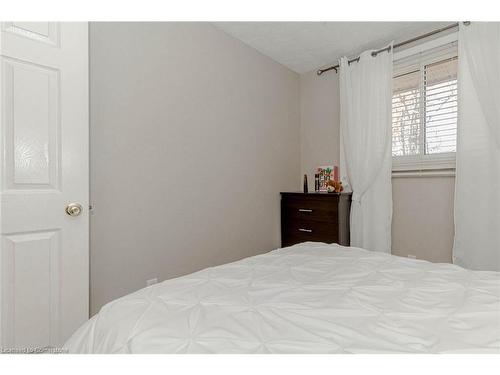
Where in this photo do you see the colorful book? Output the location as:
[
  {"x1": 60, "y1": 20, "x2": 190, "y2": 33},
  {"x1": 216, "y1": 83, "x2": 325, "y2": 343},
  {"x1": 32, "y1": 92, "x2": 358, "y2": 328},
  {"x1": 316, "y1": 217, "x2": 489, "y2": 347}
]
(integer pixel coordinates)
[{"x1": 316, "y1": 166, "x2": 334, "y2": 192}]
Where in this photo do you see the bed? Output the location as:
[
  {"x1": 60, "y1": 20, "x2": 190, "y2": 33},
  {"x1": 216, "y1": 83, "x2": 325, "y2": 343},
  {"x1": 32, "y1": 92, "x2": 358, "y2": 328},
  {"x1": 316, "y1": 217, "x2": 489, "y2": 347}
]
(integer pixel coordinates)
[{"x1": 65, "y1": 242, "x2": 500, "y2": 353}]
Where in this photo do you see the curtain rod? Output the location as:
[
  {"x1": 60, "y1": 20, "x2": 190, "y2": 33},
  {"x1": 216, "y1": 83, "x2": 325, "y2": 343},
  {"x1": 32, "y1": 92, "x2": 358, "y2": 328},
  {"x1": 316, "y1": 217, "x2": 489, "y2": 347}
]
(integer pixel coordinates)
[{"x1": 316, "y1": 22, "x2": 469, "y2": 76}]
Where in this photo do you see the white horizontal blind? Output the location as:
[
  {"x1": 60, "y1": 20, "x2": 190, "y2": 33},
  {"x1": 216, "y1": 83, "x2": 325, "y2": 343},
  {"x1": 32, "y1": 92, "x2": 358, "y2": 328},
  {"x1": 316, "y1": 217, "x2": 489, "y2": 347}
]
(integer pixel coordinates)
[
  {"x1": 392, "y1": 70, "x2": 421, "y2": 156},
  {"x1": 392, "y1": 41, "x2": 458, "y2": 171},
  {"x1": 424, "y1": 57, "x2": 458, "y2": 154}
]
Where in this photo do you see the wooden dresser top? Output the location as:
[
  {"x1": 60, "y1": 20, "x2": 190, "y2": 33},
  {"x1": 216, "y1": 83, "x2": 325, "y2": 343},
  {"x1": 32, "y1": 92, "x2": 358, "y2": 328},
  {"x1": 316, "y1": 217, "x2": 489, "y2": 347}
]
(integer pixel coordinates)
[{"x1": 280, "y1": 192, "x2": 352, "y2": 197}]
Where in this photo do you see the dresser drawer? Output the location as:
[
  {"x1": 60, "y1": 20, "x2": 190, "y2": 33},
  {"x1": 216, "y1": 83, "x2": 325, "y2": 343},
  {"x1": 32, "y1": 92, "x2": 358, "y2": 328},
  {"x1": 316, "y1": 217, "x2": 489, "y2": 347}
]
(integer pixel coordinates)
[
  {"x1": 282, "y1": 195, "x2": 338, "y2": 223},
  {"x1": 282, "y1": 220, "x2": 339, "y2": 247}
]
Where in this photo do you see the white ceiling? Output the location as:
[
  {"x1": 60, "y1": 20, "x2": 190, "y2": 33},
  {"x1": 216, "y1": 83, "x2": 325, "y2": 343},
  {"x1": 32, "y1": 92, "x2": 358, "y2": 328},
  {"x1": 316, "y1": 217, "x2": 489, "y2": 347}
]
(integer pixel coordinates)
[{"x1": 214, "y1": 22, "x2": 451, "y2": 74}]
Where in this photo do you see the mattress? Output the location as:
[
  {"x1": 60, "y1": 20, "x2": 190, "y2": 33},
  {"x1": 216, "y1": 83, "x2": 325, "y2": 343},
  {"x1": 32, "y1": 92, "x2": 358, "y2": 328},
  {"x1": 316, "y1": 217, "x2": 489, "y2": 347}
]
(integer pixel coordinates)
[{"x1": 65, "y1": 242, "x2": 500, "y2": 353}]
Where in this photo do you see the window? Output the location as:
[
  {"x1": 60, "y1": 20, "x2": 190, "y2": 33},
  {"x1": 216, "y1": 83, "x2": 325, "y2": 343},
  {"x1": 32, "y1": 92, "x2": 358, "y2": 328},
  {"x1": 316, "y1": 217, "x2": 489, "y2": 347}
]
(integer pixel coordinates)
[{"x1": 392, "y1": 41, "x2": 458, "y2": 172}]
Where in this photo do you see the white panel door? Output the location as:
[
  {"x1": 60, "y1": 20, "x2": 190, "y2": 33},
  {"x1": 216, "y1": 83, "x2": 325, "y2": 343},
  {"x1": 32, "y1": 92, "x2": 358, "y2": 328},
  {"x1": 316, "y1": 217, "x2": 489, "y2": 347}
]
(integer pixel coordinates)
[{"x1": 0, "y1": 22, "x2": 88, "y2": 349}]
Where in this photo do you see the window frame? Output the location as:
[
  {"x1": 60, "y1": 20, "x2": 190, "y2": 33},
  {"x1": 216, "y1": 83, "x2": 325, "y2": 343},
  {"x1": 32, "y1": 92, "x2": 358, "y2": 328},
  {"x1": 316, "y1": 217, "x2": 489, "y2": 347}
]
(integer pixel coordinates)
[{"x1": 392, "y1": 33, "x2": 458, "y2": 175}]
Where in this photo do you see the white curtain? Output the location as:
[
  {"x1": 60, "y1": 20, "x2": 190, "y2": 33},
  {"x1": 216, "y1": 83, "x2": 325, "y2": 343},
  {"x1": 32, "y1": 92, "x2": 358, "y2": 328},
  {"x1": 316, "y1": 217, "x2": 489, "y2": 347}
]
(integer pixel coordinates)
[
  {"x1": 340, "y1": 45, "x2": 393, "y2": 253},
  {"x1": 453, "y1": 22, "x2": 500, "y2": 271}
]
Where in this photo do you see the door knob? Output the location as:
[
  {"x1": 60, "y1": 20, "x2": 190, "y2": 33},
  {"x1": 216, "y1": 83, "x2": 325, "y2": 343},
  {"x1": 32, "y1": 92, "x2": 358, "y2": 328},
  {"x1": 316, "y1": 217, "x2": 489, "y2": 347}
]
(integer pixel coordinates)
[{"x1": 66, "y1": 203, "x2": 83, "y2": 217}]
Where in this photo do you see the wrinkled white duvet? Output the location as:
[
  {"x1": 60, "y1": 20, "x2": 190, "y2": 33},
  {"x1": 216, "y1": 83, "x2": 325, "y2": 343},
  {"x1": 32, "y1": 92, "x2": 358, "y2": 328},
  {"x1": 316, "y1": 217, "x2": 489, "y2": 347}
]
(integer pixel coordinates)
[{"x1": 66, "y1": 242, "x2": 500, "y2": 353}]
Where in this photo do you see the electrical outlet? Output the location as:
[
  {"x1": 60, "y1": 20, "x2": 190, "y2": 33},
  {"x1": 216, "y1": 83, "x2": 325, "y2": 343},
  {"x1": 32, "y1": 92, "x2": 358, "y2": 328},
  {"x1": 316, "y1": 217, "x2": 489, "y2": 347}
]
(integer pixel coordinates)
[
  {"x1": 146, "y1": 278, "x2": 158, "y2": 286},
  {"x1": 407, "y1": 254, "x2": 417, "y2": 259}
]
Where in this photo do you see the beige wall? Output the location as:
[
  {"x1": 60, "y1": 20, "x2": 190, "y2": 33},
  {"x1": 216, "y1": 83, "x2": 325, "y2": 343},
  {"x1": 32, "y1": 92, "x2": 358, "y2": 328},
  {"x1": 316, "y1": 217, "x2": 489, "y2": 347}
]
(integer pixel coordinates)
[
  {"x1": 299, "y1": 68, "x2": 455, "y2": 263},
  {"x1": 89, "y1": 22, "x2": 300, "y2": 314},
  {"x1": 391, "y1": 176, "x2": 454, "y2": 263},
  {"x1": 300, "y1": 70, "x2": 340, "y2": 186}
]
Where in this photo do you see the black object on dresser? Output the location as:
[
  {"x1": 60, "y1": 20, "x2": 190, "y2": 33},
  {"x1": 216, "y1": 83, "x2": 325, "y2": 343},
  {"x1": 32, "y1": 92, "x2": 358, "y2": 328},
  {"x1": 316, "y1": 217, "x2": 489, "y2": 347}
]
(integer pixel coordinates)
[{"x1": 281, "y1": 192, "x2": 352, "y2": 247}]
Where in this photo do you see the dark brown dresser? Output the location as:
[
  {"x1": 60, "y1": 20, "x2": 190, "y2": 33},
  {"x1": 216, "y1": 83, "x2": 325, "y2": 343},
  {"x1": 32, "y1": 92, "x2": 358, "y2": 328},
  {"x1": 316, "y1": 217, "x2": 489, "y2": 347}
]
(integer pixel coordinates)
[{"x1": 281, "y1": 192, "x2": 352, "y2": 247}]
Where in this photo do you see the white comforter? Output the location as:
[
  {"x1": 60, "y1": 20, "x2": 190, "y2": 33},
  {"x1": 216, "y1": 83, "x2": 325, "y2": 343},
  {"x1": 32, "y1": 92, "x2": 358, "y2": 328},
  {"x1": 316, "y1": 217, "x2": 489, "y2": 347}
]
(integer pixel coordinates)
[{"x1": 66, "y1": 242, "x2": 500, "y2": 353}]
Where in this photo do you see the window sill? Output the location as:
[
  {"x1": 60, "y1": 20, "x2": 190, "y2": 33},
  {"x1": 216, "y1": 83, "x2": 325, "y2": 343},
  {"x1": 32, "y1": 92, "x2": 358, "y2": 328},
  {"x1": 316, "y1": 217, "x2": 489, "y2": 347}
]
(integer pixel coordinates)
[
  {"x1": 392, "y1": 153, "x2": 456, "y2": 178},
  {"x1": 392, "y1": 168, "x2": 455, "y2": 178}
]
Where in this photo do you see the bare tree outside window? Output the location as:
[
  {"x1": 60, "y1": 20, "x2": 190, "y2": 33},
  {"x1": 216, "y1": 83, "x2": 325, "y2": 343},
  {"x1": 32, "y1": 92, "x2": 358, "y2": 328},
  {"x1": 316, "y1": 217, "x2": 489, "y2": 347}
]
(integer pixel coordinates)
[
  {"x1": 392, "y1": 70, "x2": 421, "y2": 156},
  {"x1": 424, "y1": 58, "x2": 458, "y2": 154}
]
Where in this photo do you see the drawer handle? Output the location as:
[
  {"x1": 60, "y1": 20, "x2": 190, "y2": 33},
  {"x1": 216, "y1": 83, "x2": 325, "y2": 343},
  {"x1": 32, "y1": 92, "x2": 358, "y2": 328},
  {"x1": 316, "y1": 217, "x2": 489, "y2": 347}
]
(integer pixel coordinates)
[
  {"x1": 299, "y1": 228, "x2": 313, "y2": 233},
  {"x1": 298, "y1": 209, "x2": 313, "y2": 213}
]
